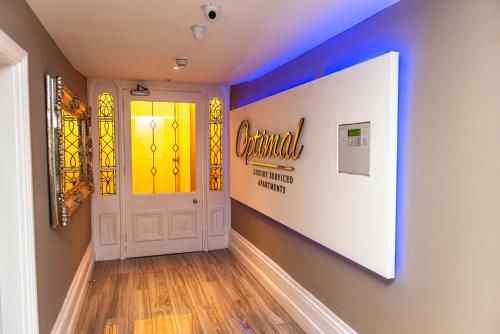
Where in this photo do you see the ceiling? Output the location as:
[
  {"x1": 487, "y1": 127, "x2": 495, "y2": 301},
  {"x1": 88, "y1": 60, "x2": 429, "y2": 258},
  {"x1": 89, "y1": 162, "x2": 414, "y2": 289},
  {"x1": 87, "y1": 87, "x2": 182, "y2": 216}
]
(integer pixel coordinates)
[{"x1": 26, "y1": 0, "x2": 398, "y2": 85}]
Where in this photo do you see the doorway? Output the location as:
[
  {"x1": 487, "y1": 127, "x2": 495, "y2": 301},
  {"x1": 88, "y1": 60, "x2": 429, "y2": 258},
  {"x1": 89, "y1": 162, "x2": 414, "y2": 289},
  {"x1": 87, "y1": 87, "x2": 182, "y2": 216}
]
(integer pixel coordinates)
[
  {"x1": 89, "y1": 81, "x2": 230, "y2": 261},
  {"x1": 123, "y1": 92, "x2": 204, "y2": 257}
]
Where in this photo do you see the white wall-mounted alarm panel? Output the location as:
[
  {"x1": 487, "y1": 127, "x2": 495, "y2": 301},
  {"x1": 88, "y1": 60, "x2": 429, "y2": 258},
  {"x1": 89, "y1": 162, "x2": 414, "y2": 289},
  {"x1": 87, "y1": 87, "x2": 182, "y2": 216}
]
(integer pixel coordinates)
[{"x1": 338, "y1": 122, "x2": 370, "y2": 176}]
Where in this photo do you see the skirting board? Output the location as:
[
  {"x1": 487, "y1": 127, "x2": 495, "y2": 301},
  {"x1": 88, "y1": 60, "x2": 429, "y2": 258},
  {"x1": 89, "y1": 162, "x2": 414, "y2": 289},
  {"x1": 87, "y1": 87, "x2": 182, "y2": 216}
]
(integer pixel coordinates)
[
  {"x1": 229, "y1": 230, "x2": 357, "y2": 334},
  {"x1": 51, "y1": 243, "x2": 95, "y2": 334}
]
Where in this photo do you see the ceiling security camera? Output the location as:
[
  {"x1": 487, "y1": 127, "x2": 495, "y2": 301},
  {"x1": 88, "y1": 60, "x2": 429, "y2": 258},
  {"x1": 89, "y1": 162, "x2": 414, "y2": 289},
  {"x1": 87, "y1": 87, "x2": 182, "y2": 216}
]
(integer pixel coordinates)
[{"x1": 203, "y1": 3, "x2": 220, "y2": 21}]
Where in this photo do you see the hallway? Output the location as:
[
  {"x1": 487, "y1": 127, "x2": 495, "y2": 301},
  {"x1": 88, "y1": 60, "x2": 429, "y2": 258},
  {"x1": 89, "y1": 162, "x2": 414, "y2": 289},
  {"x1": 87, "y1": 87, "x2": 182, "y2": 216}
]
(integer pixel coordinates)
[
  {"x1": 75, "y1": 250, "x2": 304, "y2": 334},
  {"x1": 2, "y1": 0, "x2": 500, "y2": 333}
]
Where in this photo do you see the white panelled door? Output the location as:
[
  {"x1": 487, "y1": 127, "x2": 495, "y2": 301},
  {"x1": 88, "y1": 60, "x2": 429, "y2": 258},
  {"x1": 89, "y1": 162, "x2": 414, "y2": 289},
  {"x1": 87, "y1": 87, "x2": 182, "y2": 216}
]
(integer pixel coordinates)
[{"x1": 123, "y1": 91, "x2": 204, "y2": 257}]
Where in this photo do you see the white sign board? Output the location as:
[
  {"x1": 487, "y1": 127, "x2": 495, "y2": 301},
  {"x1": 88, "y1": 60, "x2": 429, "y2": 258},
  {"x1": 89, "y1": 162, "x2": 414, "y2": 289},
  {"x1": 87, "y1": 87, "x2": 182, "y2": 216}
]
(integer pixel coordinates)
[{"x1": 230, "y1": 52, "x2": 399, "y2": 278}]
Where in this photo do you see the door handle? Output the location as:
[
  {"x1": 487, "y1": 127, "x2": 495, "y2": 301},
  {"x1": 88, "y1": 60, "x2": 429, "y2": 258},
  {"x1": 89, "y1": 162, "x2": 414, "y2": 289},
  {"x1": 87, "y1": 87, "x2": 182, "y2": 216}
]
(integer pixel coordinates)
[{"x1": 193, "y1": 199, "x2": 198, "y2": 204}]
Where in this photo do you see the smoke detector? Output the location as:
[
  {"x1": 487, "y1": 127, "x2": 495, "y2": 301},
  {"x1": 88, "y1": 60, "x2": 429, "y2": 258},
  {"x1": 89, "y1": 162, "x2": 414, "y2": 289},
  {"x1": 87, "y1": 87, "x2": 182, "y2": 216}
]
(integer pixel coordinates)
[
  {"x1": 191, "y1": 25, "x2": 206, "y2": 40},
  {"x1": 172, "y1": 57, "x2": 188, "y2": 70}
]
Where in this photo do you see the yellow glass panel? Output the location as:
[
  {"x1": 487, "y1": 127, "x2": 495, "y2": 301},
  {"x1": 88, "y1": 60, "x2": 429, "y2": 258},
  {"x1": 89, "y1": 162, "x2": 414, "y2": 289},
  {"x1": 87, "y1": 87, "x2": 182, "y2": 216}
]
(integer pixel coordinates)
[
  {"x1": 62, "y1": 111, "x2": 80, "y2": 192},
  {"x1": 209, "y1": 122, "x2": 222, "y2": 166},
  {"x1": 209, "y1": 97, "x2": 222, "y2": 121},
  {"x1": 209, "y1": 97, "x2": 223, "y2": 191},
  {"x1": 100, "y1": 170, "x2": 116, "y2": 195},
  {"x1": 99, "y1": 120, "x2": 115, "y2": 168},
  {"x1": 98, "y1": 92, "x2": 114, "y2": 117},
  {"x1": 131, "y1": 101, "x2": 196, "y2": 194},
  {"x1": 64, "y1": 171, "x2": 80, "y2": 193},
  {"x1": 98, "y1": 92, "x2": 116, "y2": 195},
  {"x1": 209, "y1": 167, "x2": 222, "y2": 191}
]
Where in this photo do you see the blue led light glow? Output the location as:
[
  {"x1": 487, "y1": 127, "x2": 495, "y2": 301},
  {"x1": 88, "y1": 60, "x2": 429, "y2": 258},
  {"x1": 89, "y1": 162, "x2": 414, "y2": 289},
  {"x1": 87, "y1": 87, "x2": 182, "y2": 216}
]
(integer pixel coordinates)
[
  {"x1": 232, "y1": 39, "x2": 413, "y2": 277},
  {"x1": 233, "y1": 0, "x2": 401, "y2": 85}
]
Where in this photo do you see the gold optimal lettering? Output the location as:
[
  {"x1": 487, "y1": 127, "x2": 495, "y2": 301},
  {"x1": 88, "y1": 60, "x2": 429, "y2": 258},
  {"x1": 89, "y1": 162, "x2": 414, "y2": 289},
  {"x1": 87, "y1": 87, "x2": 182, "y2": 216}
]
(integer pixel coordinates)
[
  {"x1": 235, "y1": 118, "x2": 305, "y2": 167},
  {"x1": 235, "y1": 120, "x2": 249, "y2": 158}
]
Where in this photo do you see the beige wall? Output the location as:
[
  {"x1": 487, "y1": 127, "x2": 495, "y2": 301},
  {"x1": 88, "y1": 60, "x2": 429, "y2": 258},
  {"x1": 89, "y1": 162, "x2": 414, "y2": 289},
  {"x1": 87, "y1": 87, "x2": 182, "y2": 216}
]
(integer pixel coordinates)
[
  {"x1": 0, "y1": 0, "x2": 90, "y2": 333},
  {"x1": 231, "y1": 0, "x2": 500, "y2": 333}
]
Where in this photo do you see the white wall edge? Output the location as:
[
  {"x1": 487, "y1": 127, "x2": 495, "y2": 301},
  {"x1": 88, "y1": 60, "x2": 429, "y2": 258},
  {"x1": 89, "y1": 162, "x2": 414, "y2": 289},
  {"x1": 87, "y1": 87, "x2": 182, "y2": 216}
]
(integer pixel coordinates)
[
  {"x1": 229, "y1": 229, "x2": 357, "y2": 334},
  {"x1": 0, "y1": 30, "x2": 27, "y2": 63},
  {"x1": 0, "y1": 29, "x2": 38, "y2": 334},
  {"x1": 14, "y1": 55, "x2": 39, "y2": 334},
  {"x1": 51, "y1": 242, "x2": 95, "y2": 334}
]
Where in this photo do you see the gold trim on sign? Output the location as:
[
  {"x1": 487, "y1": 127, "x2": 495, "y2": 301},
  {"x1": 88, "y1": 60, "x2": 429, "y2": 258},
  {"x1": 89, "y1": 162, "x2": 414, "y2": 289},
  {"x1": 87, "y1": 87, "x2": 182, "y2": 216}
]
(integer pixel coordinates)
[{"x1": 249, "y1": 161, "x2": 294, "y2": 171}]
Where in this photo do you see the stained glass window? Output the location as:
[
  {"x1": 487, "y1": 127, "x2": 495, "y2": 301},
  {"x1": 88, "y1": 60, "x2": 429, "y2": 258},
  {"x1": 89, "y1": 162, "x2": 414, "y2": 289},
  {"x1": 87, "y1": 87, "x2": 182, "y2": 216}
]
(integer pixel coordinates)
[
  {"x1": 98, "y1": 92, "x2": 116, "y2": 195},
  {"x1": 130, "y1": 101, "x2": 196, "y2": 194},
  {"x1": 62, "y1": 111, "x2": 80, "y2": 192},
  {"x1": 209, "y1": 97, "x2": 223, "y2": 191}
]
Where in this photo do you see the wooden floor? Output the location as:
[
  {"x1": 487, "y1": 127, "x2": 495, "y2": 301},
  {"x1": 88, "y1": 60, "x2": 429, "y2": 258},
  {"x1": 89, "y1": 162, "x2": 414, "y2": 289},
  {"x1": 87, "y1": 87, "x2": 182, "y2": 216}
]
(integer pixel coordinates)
[{"x1": 75, "y1": 250, "x2": 304, "y2": 334}]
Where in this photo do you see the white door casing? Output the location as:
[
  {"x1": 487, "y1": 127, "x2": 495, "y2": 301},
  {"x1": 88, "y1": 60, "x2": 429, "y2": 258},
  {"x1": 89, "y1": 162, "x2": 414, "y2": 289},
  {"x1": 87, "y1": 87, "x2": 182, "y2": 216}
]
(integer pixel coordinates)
[
  {"x1": 88, "y1": 80, "x2": 121, "y2": 260},
  {"x1": 206, "y1": 85, "x2": 231, "y2": 251},
  {"x1": 0, "y1": 30, "x2": 38, "y2": 334},
  {"x1": 89, "y1": 80, "x2": 230, "y2": 260}
]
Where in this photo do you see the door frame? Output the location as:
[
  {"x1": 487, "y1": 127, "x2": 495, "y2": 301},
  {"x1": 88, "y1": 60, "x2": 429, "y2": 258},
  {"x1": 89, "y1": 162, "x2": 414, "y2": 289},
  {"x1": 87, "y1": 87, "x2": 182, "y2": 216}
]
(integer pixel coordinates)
[
  {"x1": 89, "y1": 79, "x2": 230, "y2": 260},
  {"x1": 0, "y1": 30, "x2": 39, "y2": 333},
  {"x1": 121, "y1": 90, "x2": 208, "y2": 257}
]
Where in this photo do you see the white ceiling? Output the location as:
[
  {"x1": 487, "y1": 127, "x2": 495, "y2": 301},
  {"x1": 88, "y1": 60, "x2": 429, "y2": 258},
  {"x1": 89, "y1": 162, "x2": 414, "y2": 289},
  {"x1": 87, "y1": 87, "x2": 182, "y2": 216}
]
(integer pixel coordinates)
[{"x1": 26, "y1": 0, "x2": 398, "y2": 85}]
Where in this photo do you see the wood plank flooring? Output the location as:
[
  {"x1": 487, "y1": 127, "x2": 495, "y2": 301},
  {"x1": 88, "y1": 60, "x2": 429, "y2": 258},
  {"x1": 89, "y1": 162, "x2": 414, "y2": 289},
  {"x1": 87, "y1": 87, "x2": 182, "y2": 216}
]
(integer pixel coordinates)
[{"x1": 75, "y1": 250, "x2": 304, "y2": 334}]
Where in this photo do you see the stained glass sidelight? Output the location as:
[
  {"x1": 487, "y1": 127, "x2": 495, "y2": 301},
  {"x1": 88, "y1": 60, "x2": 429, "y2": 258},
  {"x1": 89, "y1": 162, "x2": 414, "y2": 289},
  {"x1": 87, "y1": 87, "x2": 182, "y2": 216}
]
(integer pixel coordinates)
[
  {"x1": 98, "y1": 92, "x2": 116, "y2": 195},
  {"x1": 209, "y1": 97, "x2": 223, "y2": 191}
]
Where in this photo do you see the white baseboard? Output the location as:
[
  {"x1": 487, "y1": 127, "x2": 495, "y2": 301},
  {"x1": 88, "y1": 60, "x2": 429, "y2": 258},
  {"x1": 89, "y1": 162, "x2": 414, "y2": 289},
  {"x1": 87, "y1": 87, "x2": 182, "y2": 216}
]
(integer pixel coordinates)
[
  {"x1": 229, "y1": 230, "x2": 357, "y2": 334},
  {"x1": 51, "y1": 242, "x2": 95, "y2": 334}
]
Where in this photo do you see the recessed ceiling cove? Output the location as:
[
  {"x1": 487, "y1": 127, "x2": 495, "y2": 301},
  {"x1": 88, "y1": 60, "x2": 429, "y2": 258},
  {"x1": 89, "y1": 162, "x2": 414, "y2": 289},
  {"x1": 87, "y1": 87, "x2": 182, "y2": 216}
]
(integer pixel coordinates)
[{"x1": 26, "y1": 0, "x2": 399, "y2": 84}]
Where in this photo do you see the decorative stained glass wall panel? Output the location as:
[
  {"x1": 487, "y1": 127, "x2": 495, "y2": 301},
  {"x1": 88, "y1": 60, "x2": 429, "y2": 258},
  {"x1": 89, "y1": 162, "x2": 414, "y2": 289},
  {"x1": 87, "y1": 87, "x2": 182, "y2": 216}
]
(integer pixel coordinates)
[
  {"x1": 98, "y1": 92, "x2": 117, "y2": 195},
  {"x1": 209, "y1": 97, "x2": 223, "y2": 191},
  {"x1": 62, "y1": 110, "x2": 80, "y2": 192}
]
